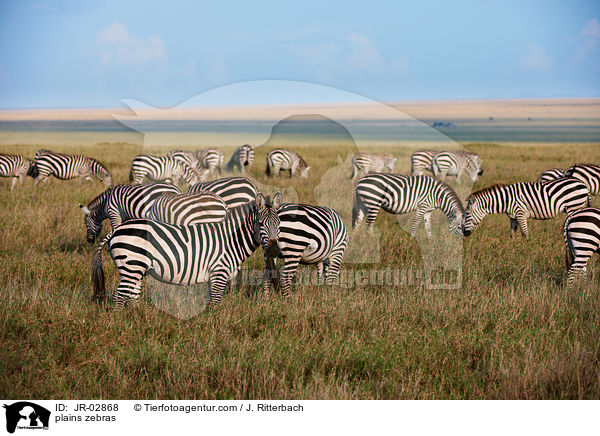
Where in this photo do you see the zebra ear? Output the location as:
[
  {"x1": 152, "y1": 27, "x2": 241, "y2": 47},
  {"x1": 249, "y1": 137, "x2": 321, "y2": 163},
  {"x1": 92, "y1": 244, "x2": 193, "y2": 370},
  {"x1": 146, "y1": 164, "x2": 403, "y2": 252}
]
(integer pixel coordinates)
[
  {"x1": 79, "y1": 204, "x2": 91, "y2": 215},
  {"x1": 272, "y1": 192, "x2": 283, "y2": 210},
  {"x1": 256, "y1": 193, "x2": 266, "y2": 209}
]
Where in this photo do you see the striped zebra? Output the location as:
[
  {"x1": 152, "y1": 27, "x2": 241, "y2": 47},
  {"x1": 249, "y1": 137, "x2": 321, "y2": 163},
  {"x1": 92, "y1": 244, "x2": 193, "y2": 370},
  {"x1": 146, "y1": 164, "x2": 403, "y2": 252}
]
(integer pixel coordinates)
[
  {"x1": 196, "y1": 148, "x2": 224, "y2": 177},
  {"x1": 0, "y1": 154, "x2": 34, "y2": 190},
  {"x1": 79, "y1": 183, "x2": 181, "y2": 243},
  {"x1": 188, "y1": 177, "x2": 258, "y2": 208},
  {"x1": 226, "y1": 144, "x2": 255, "y2": 174},
  {"x1": 148, "y1": 191, "x2": 228, "y2": 225},
  {"x1": 32, "y1": 149, "x2": 113, "y2": 187},
  {"x1": 565, "y1": 164, "x2": 600, "y2": 196},
  {"x1": 352, "y1": 174, "x2": 464, "y2": 238},
  {"x1": 432, "y1": 151, "x2": 483, "y2": 183},
  {"x1": 129, "y1": 153, "x2": 201, "y2": 186},
  {"x1": 349, "y1": 152, "x2": 397, "y2": 181},
  {"x1": 411, "y1": 150, "x2": 438, "y2": 176},
  {"x1": 91, "y1": 192, "x2": 282, "y2": 307},
  {"x1": 463, "y1": 178, "x2": 590, "y2": 238},
  {"x1": 539, "y1": 168, "x2": 566, "y2": 183},
  {"x1": 266, "y1": 149, "x2": 311, "y2": 178},
  {"x1": 563, "y1": 207, "x2": 600, "y2": 284},
  {"x1": 264, "y1": 204, "x2": 348, "y2": 297}
]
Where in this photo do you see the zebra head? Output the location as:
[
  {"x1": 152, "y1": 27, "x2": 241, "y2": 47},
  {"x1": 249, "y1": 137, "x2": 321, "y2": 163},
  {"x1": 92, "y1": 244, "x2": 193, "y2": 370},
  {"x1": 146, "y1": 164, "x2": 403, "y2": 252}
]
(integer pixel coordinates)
[
  {"x1": 79, "y1": 203, "x2": 102, "y2": 243},
  {"x1": 466, "y1": 157, "x2": 483, "y2": 182},
  {"x1": 255, "y1": 192, "x2": 283, "y2": 257},
  {"x1": 463, "y1": 196, "x2": 487, "y2": 237},
  {"x1": 448, "y1": 210, "x2": 464, "y2": 236}
]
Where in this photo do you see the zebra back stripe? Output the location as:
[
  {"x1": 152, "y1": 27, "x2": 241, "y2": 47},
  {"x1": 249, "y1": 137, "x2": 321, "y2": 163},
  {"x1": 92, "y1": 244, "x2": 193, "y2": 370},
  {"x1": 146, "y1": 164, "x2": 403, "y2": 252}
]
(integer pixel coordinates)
[
  {"x1": 188, "y1": 176, "x2": 258, "y2": 208},
  {"x1": 148, "y1": 191, "x2": 228, "y2": 225}
]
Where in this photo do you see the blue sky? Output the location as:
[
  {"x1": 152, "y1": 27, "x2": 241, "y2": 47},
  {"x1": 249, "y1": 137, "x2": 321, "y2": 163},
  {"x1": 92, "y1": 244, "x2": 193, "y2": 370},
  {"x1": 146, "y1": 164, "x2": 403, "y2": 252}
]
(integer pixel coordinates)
[{"x1": 0, "y1": 0, "x2": 599, "y2": 108}]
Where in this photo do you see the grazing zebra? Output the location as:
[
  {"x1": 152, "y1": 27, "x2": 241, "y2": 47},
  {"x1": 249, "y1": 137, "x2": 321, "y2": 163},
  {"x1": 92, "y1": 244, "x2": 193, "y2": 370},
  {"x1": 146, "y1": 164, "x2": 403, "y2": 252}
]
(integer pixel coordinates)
[
  {"x1": 410, "y1": 150, "x2": 438, "y2": 176},
  {"x1": 226, "y1": 144, "x2": 255, "y2": 174},
  {"x1": 0, "y1": 154, "x2": 34, "y2": 190},
  {"x1": 266, "y1": 149, "x2": 311, "y2": 178},
  {"x1": 352, "y1": 174, "x2": 464, "y2": 238},
  {"x1": 565, "y1": 164, "x2": 600, "y2": 196},
  {"x1": 196, "y1": 148, "x2": 224, "y2": 177},
  {"x1": 349, "y1": 152, "x2": 397, "y2": 181},
  {"x1": 539, "y1": 168, "x2": 566, "y2": 183},
  {"x1": 32, "y1": 149, "x2": 113, "y2": 187},
  {"x1": 79, "y1": 183, "x2": 181, "y2": 243},
  {"x1": 148, "y1": 191, "x2": 228, "y2": 225},
  {"x1": 91, "y1": 192, "x2": 283, "y2": 307},
  {"x1": 432, "y1": 151, "x2": 482, "y2": 183},
  {"x1": 188, "y1": 177, "x2": 258, "y2": 208},
  {"x1": 264, "y1": 203, "x2": 348, "y2": 297},
  {"x1": 129, "y1": 153, "x2": 201, "y2": 186},
  {"x1": 563, "y1": 207, "x2": 600, "y2": 284},
  {"x1": 463, "y1": 178, "x2": 590, "y2": 238}
]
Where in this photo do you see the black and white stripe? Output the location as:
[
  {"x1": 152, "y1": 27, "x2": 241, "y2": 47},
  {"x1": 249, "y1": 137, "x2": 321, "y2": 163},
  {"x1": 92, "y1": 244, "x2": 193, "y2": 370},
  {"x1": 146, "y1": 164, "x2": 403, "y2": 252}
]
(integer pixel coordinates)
[
  {"x1": 188, "y1": 177, "x2": 258, "y2": 209},
  {"x1": 349, "y1": 152, "x2": 397, "y2": 181},
  {"x1": 432, "y1": 151, "x2": 483, "y2": 183},
  {"x1": 32, "y1": 149, "x2": 113, "y2": 187},
  {"x1": 564, "y1": 164, "x2": 600, "y2": 196},
  {"x1": 563, "y1": 207, "x2": 600, "y2": 284},
  {"x1": 148, "y1": 191, "x2": 228, "y2": 225},
  {"x1": 196, "y1": 148, "x2": 224, "y2": 177},
  {"x1": 129, "y1": 153, "x2": 201, "y2": 186},
  {"x1": 0, "y1": 154, "x2": 34, "y2": 190},
  {"x1": 80, "y1": 183, "x2": 181, "y2": 243},
  {"x1": 352, "y1": 173, "x2": 464, "y2": 237},
  {"x1": 226, "y1": 144, "x2": 255, "y2": 174},
  {"x1": 539, "y1": 168, "x2": 566, "y2": 183},
  {"x1": 91, "y1": 193, "x2": 282, "y2": 307},
  {"x1": 463, "y1": 178, "x2": 590, "y2": 238},
  {"x1": 266, "y1": 149, "x2": 311, "y2": 178},
  {"x1": 264, "y1": 204, "x2": 348, "y2": 297},
  {"x1": 410, "y1": 150, "x2": 438, "y2": 176}
]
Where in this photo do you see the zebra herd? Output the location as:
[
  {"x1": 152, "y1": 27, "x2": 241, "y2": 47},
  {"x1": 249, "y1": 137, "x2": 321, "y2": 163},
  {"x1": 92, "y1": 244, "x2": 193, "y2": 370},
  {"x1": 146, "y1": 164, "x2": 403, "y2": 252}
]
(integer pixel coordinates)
[{"x1": 1, "y1": 145, "x2": 599, "y2": 308}]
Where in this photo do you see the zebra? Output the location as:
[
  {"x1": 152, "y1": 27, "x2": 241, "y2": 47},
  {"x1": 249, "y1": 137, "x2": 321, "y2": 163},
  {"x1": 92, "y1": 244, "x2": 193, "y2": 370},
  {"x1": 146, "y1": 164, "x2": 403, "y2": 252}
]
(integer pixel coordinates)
[
  {"x1": 563, "y1": 207, "x2": 600, "y2": 284},
  {"x1": 432, "y1": 151, "x2": 483, "y2": 183},
  {"x1": 539, "y1": 168, "x2": 566, "y2": 183},
  {"x1": 129, "y1": 153, "x2": 202, "y2": 186},
  {"x1": 196, "y1": 148, "x2": 224, "y2": 177},
  {"x1": 266, "y1": 149, "x2": 311, "y2": 178},
  {"x1": 0, "y1": 154, "x2": 34, "y2": 190},
  {"x1": 463, "y1": 178, "x2": 590, "y2": 238},
  {"x1": 147, "y1": 191, "x2": 228, "y2": 225},
  {"x1": 188, "y1": 177, "x2": 258, "y2": 208},
  {"x1": 352, "y1": 174, "x2": 464, "y2": 238},
  {"x1": 349, "y1": 152, "x2": 397, "y2": 181},
  {"x1": 91, "y1": 192, "x2": 283, "y2": 307},
  {"x1": 32, "y1": 149, "x2": 113, "y2": 187},
  {"x1": 564, "y1": 164, "x2": 600, "y2": 196},
  {"x1": 264, "y1": 203, "x2": 349, "y2": 297},
  {"x1": 410, "y1": 150, "x2": 438, "y2": 176},
  {"x1": 226, "y1": 144, "x2": 255, "y2": 174},
  {"x1": 79, "y1": 183, "x2": 181, "y2": 243}
]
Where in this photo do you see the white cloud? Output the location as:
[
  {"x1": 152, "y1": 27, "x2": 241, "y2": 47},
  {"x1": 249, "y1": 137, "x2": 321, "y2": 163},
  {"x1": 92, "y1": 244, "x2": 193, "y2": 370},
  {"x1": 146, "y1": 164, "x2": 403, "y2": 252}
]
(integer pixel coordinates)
[
  {"x1": 346, "y1": 34, "x2": 386, "y2": 73},
  {"x1": 520, "y1": 45, "x2": 553, "y2": 72},
  {"x1": 573, "y1": 18, "x2": 600, "y2": 62},
  {"x1": 96, "y1": 22, "x2": 167, "y2": 66}
]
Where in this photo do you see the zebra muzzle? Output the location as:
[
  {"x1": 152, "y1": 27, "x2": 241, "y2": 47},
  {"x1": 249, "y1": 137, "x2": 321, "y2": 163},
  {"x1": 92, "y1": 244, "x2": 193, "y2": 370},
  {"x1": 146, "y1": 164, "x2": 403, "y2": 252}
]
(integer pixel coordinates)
[{"x1": 265, "y1": 239, "x2": 281, "y2": 258}]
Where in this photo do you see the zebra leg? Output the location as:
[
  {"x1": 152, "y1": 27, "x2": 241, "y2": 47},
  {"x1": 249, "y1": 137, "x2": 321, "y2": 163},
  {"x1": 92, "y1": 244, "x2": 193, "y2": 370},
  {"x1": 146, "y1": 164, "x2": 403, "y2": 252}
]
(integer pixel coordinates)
[
  {"x1": 423, "y1": 211, "x2": 432, "y2": 238},
  {"x1": 112, "y1": 278, "x2": 143, "y2": 308},
  {"x1": 411, "y1": 209, "x2": 426, "y2": 238},
  {"x1": 566, "y1": 255, "x2": 590, "y2": 285},
  {"x1": 326, "y1": 253, "x2": 344, "y2": 285},
  {"x1": 281, "y1": 257, "x2": 301, "y2": 297},
  {"x1": 509, "y1": 217, "x2": 519, "y2": 237},
  {"x1": 208, "y1": 271, "x2": 229, "y2": 307},
  {"x1": 10, "y1": 177, "x2": 17, "y2": 190},
  {"x1": 316, "y1": 262, "x2": 324, "y2": 283},
  {"x1": 365, "y1": 207, "x2": 380, "y2": 233},
  {"x1": 33, "y1": 175, "x2": 46, "y2": 186},
  {"x1": 516, "y1": 215, "x2": 529, "y2": 238}
]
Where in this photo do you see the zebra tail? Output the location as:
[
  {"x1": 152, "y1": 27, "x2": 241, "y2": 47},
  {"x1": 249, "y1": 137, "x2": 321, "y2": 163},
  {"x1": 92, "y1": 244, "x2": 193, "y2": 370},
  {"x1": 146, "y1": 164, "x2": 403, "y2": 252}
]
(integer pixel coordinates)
[
  {"x1": 563, "y1": 218, "x2": 575, "y2": 271},
  {"x1": 91, "y1": 233, "x2": 111, "y2": 304}
]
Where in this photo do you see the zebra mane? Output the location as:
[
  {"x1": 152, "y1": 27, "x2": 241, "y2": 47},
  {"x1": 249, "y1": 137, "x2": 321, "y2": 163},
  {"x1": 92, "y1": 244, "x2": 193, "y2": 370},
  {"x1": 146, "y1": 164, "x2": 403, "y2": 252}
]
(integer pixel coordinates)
[
  {"x1": 468, "y1": 184, "x2": 506, "y2": 199},
  {"x1": 86, "y1": 187, "x2": 112, "y2": 211}
]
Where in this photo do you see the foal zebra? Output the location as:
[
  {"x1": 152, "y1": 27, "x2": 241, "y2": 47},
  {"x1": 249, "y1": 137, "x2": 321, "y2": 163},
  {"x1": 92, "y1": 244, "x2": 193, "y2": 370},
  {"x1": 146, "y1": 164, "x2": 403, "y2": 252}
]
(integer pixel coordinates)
[
  {"x1": 226, "y1": 145, "x2": 255, "y2": 174},
  {"x1": 563, "y1": 207, "x2": 600, "y2": 284},
  {"x1": 432, "y1": 151, "x2": 482, "y2": 183},
  {"x1": 129, "y1": 153, "x2": 201, "y2": 186},
  {"x1": 463, "y1": 178, "x2": 590, "y2": 238},
  {"x1": 148, "y1": 191, "x2": 228, "y2": 225},
  {"x1": 188, "y1": 177, "x2": 258, "y2": 208},
  {"x1": 264, "y1": 204, "x2": 348, "y2": 297},
  {"x1": 91, "y1": 193, "x2": 282, "y2": 307},
  {"x1": 349, "y1": 152, "x2": 397, "y2": 181},
  {"x1": 539, "y1": 168, "x2": 566, "y2": 183},
  {"x1": 197, "y1": 148, "x2": 224, "y2": 177},
  {"x1": 80, "y1": 183, "x2": 181, "y2": 243},
  {"x1": 352, "y1": 174, "x2": 464, "y2": 238},
  {"x1": 266, "y1": 149, "x2": 311, "y2": 178},
  {"x1": 32, "y1": 149, "x2": 113, "y2": 187},
  {"x1": 0, "y1": 154, "x2": 34, "y2": 190},
  {"x1": 410, "y1": 150, "x2": 438, "y2": 176},
  {"x1": 565, "y1": 164, "x2": 600, "y2": 196}
]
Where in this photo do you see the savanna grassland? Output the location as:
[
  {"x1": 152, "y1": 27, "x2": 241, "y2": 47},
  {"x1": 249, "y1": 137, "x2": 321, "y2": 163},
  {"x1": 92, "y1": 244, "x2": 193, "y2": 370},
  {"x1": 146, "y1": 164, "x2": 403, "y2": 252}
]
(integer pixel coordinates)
[{"x1": 0, "y1": 116, "x2": 599, "y2": 398}]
